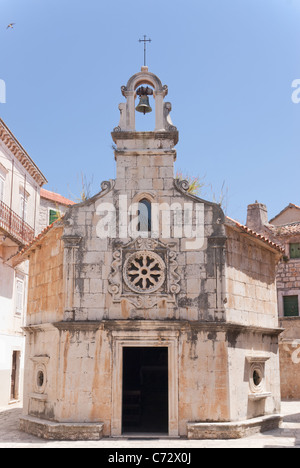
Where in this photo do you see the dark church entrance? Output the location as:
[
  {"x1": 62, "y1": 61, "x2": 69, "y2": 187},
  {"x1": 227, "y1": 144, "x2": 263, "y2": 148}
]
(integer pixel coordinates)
[{"x1": 122, "y1": 347, "x2": 169, "y2": 434}]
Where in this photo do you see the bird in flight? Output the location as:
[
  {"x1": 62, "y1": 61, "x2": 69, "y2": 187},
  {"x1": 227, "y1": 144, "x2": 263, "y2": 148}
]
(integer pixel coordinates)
[{"x1": 6, "y1": 23, "x2": 15, "y2": 29}]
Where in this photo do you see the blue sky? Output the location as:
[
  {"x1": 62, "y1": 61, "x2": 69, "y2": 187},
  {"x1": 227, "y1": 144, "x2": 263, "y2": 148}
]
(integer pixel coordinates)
[{"x1": 0, "y1": 0, "x2": 300, "y2": 223}]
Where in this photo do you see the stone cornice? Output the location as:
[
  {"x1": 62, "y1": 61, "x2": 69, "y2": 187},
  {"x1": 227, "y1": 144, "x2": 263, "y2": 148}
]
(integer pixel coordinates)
[
  {"x1": 111, "y1": 130, "x2": 179, "y2": 146},
  {"x1": 0, "y1": 118, "x2": 47, "y2": 187},
  {"x1": 43, "y1": 320, "x2": 284, "y2": 337},
  {"x1": 101, "y1": 320, "x2": 283, "y2": 336},
  {"x1": 53, "y1": 321, "x2": 100, "y2": 332}
]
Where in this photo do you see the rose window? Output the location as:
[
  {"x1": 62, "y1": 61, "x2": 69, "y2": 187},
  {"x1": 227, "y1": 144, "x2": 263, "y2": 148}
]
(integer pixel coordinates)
[{"x1": 123, "y1": 251, "x2": 165, "y2": 294}]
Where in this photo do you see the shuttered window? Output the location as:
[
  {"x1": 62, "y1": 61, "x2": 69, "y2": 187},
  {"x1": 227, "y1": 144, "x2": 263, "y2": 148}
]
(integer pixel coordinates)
[
  {"x1": 49, "y1": 209, "x2": 60, "y2": 225},
  {"x1": 290, "y1": 243, "x2": 300, "y2": 259},
  {"x1": 283, "y1": 295, "x2": 299, "y2": 317}
]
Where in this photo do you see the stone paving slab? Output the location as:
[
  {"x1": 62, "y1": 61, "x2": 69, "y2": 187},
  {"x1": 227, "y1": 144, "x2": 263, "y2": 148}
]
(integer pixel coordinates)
[{"x1": 0, "y1": 401, "x2": 299, "y2": 448}]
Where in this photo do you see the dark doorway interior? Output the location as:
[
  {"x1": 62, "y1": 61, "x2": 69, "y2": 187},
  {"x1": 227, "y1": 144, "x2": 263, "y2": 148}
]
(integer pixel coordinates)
[{"x1": 122, "y1": 347, "x2": 168, "y2": 434}]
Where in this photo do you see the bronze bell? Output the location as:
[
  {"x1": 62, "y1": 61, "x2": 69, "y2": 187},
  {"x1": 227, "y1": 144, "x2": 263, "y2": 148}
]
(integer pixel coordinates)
[
  {"x1": 136, "y1": 95, "x2": 152, "y2": 114},
  {"x1": 135, "y1": 86, "x2": 153, "y2": 114}
]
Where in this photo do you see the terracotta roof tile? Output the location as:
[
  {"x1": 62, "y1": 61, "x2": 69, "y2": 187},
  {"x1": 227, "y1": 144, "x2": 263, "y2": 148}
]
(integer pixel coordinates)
[
  {"x1": 40, "y1": 189, "x2": 76, "y2": 206},
  {"x1": 269, "y1": 222, "x2": 300, "y2": 237},
  {"x1": 226, "y1": 216, "x2": 284, "y2": 253}
]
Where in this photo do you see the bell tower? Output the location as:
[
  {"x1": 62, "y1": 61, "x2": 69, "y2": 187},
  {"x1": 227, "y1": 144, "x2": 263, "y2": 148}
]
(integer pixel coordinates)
[{"x1": 111, "y1": 67, "x2": 179, "y2": 192}]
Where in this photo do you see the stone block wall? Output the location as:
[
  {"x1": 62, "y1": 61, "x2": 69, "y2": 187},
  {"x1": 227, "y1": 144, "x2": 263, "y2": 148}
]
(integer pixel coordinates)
[
  {"x1": 277, "y1": 259, "x2": 300, "y2": 317},
  {"x1": 26, "y1": 225, "x2": 64, "y2": 325},
  {"x1": 22, "y1": 321, "x2": 281, "y2": 437},
  {"x1": 225, "y1": 226, "x2": 278, "y2": 329},
  {"x1": 59, "y1": 174, "x2": 226, "y2": 324},
  {"x1": 178, "y1": 327, "x2": 230, "y2": 434},
  {"x1": 277, "y1": 260, "x2": 300, "y2": 290}
]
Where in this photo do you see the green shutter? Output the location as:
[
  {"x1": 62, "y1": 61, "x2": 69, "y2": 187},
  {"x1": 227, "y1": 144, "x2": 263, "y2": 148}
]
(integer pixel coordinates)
[
  {"x1": 283, "y1": 296, "x2": 299, "y2": 317},
  {"x1": 49, "y1": 209, "x2": 60, "y2": 225},
  {"x1": 290, "y1": 243, "x2": 300, "y2": 259}
]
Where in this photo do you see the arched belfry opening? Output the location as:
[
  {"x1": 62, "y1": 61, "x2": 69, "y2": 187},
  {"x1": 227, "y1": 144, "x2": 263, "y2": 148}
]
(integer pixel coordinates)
[
  {"x1": 135, "y1": 85, "x2": 155, "y2": 131},
  {"x1": 113, "y1": 66, "x2": 177, "y2": 134}
]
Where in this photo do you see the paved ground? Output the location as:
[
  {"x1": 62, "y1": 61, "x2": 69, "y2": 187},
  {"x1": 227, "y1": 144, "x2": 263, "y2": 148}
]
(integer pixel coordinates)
[{"x1": 0, "y1": 401, "x2": 299, "y2": 448}]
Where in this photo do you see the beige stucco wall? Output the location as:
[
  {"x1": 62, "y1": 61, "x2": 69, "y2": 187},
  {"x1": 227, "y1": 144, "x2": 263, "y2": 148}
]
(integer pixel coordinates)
[
  {"x1": 0, "y1": 129, "x2": 43, "y2": 406},
  {"x1": 271, "y1": 207, "x2": 300, "y2": 226},
  {"x1": 0, "y1": 140, "x2": 40, "y2": 234}
]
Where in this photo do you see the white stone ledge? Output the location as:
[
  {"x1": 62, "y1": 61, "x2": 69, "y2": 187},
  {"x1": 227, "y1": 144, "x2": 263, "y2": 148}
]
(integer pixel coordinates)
[
  {"x1": 20, "y1": 416, "x2": 104, "y2": 441},
  {"x1": 187, "y1": 414, "x2": 282, "y2": 440},
  {"x1": 248, "y1": 392, "x2": 272, "y2": 401}
]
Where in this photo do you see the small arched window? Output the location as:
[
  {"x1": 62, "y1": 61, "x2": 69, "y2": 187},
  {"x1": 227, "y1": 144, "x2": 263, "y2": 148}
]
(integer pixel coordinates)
[{"x1": 138, "y1": 199, "x2": 152, "y2": 232}]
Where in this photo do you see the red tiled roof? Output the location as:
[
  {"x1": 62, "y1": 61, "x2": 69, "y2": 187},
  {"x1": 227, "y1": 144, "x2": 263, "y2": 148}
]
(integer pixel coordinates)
[
  {"x1": 40, "y1": 189, "x2": 76, "y2": 206},
  {"x1": 269, "y1": 222, "x2": 300, "y2": 237},
  {"x1": 226, "y1": 216, "x2": 284, "y2": 253}
]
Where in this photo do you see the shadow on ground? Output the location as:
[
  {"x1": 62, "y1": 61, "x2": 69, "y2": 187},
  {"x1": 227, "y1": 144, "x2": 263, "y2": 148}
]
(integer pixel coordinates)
[
  {"x1": 0, "y1": 407, "x2": 46, "y2": 445},
  {"x1": 1, "y1": 402, "x2": 300, "y2": 448},
  {"x1": 263, "y1": 411, "x2": 300, "y2": 448}
]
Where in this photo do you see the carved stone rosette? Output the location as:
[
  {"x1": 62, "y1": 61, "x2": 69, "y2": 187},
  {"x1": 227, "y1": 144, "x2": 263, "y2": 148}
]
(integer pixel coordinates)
[
  {"x1": 123, "y1": 251, "x2": 166, "y2": 294},
  {"x1": 108, "y1": 237, "x2": 180, "y2": 309}
]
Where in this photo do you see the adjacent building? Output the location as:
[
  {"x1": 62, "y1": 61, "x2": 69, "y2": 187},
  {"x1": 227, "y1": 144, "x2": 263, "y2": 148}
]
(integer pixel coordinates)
[
  {"x1": 39, "y1": 188, "x2": 75, "y2": 232},
  {"x1": 0, "y1": 119, "x2": 75, "y2": 408},
  {"x1": 246, "y1": 202, "x2": 300, "y2": 400},
  {"x1": 0, "y1": 118, "x2": 47, "y2": 406}
]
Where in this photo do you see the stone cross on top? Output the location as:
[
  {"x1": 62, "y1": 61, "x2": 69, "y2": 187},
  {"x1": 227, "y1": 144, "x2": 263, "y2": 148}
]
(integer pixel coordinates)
[{"x1": 139, "y1": 35, "x2": 152, "y2": 67}]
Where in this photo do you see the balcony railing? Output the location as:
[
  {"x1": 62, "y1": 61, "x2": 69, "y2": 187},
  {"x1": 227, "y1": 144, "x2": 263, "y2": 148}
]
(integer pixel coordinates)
[{"x1": 0, "y1": 200, "x2": 35, "y2": 246}]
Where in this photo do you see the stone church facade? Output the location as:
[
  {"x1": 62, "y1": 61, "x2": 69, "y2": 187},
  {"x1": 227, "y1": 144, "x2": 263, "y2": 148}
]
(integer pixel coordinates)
[{"x1": 16, "y1": 68, "x2": 283, "y2": 440}]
